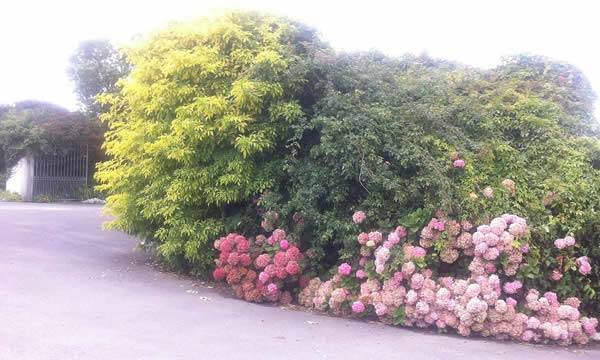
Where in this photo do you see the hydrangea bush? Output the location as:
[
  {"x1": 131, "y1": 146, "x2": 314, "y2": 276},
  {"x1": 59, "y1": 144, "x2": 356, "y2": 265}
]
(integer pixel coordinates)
[
  {"x1": 213, "y1": 229, "x2": 306, "y2": 304},
  {"x1": 95, "y1": 11, "x2": 600, "y2": 329},
  {"x1": 215, "y1": 211, "x2": 598, "y2": 345}
]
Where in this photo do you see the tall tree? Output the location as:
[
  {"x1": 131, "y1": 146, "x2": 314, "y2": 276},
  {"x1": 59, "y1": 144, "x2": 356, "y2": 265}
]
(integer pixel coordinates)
[{"x1": 68, "y1": 40, "x2": 131, "y2": 115}]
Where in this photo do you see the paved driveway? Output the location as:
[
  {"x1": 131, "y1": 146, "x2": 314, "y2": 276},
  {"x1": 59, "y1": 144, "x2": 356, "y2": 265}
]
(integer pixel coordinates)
[{"x1": 0, "y1": 202, "x2": 598, "y2": 360}]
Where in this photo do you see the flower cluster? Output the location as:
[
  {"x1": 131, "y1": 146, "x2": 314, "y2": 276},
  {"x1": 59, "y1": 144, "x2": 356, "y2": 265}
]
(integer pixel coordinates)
[
  {"x1": 295, "y1": 212, "x2": 597, "y2": 345},
  {"x1": 577, "y1": 257, "x2": 592, "y2": 276},
  {"x1": 213, "y1": 229, "x2": 304, "y2": 304},
  {"x1": 554, "y1": 236, "x2": 576, "y2": 249},
  {"x1": 548, "y1": 234, "x2": 591, "y2": 278},
  {"x1": 469, "y1": 215, "x2": 528, "y2": 276},
  {"x1": 451, "y1": 152, "x2": 466, "y2": 169},
  {"x1": 501, "y1": 179, "x2": 516, "y2": 196},
  {"x1": 482, "y1": 186, "x2": 494, "y2": 199},
  {"x1": 215, "y1": 211, "x2": 598, "y2": 345},
  {"x1": 420, "y1": 216, "x2": 469, "y2": 264},
  {"x1": 352, "y1": 211, "x2": 366, "y2": 224},
  {"x1": 419, "y1": 217, "x2": 446, "y2": 248},
  {"x1": 453, "y1": 159, "x2": 466, "y2": 169},
  {"x1": 520, "y1": 290, "x2": 598, "y2": 344}
]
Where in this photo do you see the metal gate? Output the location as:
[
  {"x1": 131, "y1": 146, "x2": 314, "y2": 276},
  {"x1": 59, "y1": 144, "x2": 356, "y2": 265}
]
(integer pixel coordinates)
[{"x1": 32, "y1": 146, "x2": 89, "y2": 200}]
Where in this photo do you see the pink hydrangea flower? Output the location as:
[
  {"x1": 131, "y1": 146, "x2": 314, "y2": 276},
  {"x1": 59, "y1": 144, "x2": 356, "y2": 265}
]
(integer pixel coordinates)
[
  {"x1": 279, "y1": 239, "x2": 289, "y2": 250},
  {"x1": 387, "y1": 231, "x2": 400, "y2": 245},
  {"x1": 564, "y1": 236, "x2": 576, "y2": 247},
  {"x1": 483, "y1": 247, "x2": 500, "y2": 261},
  {"x1": 352, "y1": 211, "x2": 366, "y2": 224},
  {"x1": 285, "y1": 261, "x2": 300, "y2": 275},
  {"x1": 338, "y1": 263, "x2": 352, "y2": 276},
  {"x1": 357, "y1": 232, "x2": 369, "y2": 245},
  {"x1": 273, "y1": 252, "x2": 288, "y2": 267},
  {"x1": 484, "y1": 262, "x2": 497, "y2": 274},
  {"x1": 544, "y1": 292, "x2": 559, "y2": 306},
  {"x1": 227, "y1": 252, "x2": 240, "y2": 266},
  {"x1": 430, "y1": 218, "x2": 445, "y2": 232},
  {"x1": 236, "y1": 238, "x2": 250, "y2": 253},
  {"x1": 258, "y1": 271, "x2": 270, "y2": 284},
  {"x1": 266, "y1": 283, "x2": 278, "y2": 294},
  {"x1": 352, "y1": 301, "x2": 366, "y2": 314},
  {"x1": 522, "y1": 330, "x2": 535, "y2": 342},
  {"x1": 410, "y1": 273, "x2": 425, "y2": 290},
  {"x1": 402, "y1": 261, "x2": 416, "y2": 276},
  {"x1": 220, "y1": 238, "x2": 234, "y2": 252},
  {"x1": 550, "y1": 270, "x2": 563, "y2": 281},
  {"x1": 393, "y1": 271, "x2": 404, "y2": 282},
  {"x1": 474, "y1": 242, "x2": 488, "y2": 256},
  {"x1": 264, "y1": 264, "x2": 276, "y2": 276},
  {"x1": 285, "y1": 246, "x2": 302, "y2": 261},
  {"x1": 239, "y1": 253, "x2": 252, "y2": 266},
  {"x1": 579, "y1": 261, "x2": 592, "y2": 275},
  {"x1": 272, "y1": 229, "x2": 286, "y2": 241},
  {"x1": 213, "y1": 267, "x2": 226, "y2": 281},
  {"x1": 359, "y1": 257, "x2": 368, "y2": 267},
  {"x1": 368, "y1": 231, "x2": 383, "y2": 244},
  {"x1": 411, "y1": 246, "x2": 426, "y2": 258},
  {"x1": 503, "y1": 280, "x2": 522, "y2": 294},
  {"x1": 254, "y1": 234, "x2": 266, "y2": 246},
  {"x1": 383, "y1": 240, "x2": 394, "y2": 249},
  {"x1": 508, "y1": 222, "x2": 527, "y2": 237},
  {"x1": 356, "y1": 269, "x2": 367, "y2": 279},
  {"x1": 554, "y1": 238, "x2": 566, "y2": 249},
  {"x1": 453, "y1": 159, "x2": 466, "y2": 168},
  {"x1": 374, "y1": 302, "x2": 388, "y2": 316},
  {"x1": 254, "y1": 254, "x2": 271, "y2": 269},
  {"x1": 582, "y1": 318, "x2": 598, "y2": 335},
  {"x1": 395, "y1": 226, "x2": 407, "y2": 239}
]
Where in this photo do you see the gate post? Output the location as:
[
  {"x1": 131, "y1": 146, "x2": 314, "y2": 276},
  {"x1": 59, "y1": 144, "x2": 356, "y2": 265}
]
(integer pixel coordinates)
[{"x1": 24, "y1": 154, "x2": 34, "y2": 202}]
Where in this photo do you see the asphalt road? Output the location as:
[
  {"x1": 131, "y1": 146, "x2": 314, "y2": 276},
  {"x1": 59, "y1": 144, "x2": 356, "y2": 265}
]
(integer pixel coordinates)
[{"x1": 1, "y1": 202, "x2": 598, "y2": 360}]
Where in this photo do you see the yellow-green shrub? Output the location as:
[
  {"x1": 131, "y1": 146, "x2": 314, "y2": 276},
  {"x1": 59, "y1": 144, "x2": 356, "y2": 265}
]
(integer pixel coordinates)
[{"x1": 96, "y1": 12, "x2": 326, "y2": 273}]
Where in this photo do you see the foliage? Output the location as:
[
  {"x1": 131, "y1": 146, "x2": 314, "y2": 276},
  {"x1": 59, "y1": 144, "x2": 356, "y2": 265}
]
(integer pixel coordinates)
[
  {"x1": 96, "y1": 12, "x2": 327, "y2": 274},
  {"x1": 0, "y1": 190, "x2": 22, "y2": 201},
  {"x1": 96, "y1": 12, "x2": 599, "y2": 312},
  {"x1": 0, "y1": 101, "x2": 103, "y2": 187},
  {"x1": 259, "y1": 53, "x2": 600, "y2": 312},
  {"x1": 68, "y1": 40, "x2": 131, "y2": 116}
]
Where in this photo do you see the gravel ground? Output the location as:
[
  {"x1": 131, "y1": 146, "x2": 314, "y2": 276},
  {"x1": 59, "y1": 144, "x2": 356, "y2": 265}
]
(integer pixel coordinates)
[{"x1": 1, "y1": 202, "x2": 598, "y2": 360}]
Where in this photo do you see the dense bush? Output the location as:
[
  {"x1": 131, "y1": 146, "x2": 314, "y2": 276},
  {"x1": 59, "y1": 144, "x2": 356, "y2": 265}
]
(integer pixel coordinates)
[
  {"x1": 213, "y1": 213, "x2": 599, "y2": 345},
  {"x1": 260, "y1": 53, "x2": 600, "y2": 313},
  {"x1": 97, "y1": 12, "x2": 599, "y2": 317}
]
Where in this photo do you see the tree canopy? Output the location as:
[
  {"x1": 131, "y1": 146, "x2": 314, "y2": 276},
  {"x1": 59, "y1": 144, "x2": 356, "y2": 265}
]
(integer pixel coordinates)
[
  {"x1": 0, "y1": 101, "x2": 103, "y2": 186},
  {"x1": 68, "y1": 39, "x2": 131, "y2": 115}
]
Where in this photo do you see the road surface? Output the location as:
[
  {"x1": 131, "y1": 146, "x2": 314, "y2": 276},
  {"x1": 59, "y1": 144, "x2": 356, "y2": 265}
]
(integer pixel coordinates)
[{"x1": 1, "y1": 202, "x2": 598, "y2": 359}]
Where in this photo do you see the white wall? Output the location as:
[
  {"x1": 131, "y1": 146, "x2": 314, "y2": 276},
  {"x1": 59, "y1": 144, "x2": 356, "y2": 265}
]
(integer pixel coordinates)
[{"x1": 6, "y1": 155, "x2": 33, "y2": 201}]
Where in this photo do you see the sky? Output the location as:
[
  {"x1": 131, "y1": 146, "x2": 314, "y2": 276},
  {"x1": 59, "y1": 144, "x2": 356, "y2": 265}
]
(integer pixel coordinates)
[{"x1": 1, "y1": 0, "x2": 599, "y2": 116}]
